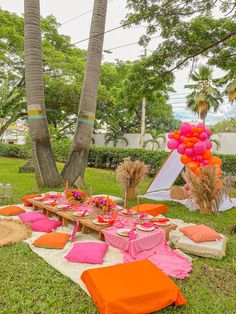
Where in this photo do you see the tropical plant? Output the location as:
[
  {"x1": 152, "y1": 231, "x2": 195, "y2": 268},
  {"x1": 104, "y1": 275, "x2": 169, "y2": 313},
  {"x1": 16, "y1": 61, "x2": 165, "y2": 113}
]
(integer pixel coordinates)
[
  {"x1": 61, "y1": 0, "x2": 108, "y2": 185},
  {"x1": 211, "y1": 118, "x2": 236, "y2": 132},
  {"x1": 105, "y1": 128, "x2": 128, "y2": 147},
  {"x1": 185, "y1": 65, "x2": 223, "y2": 124},
  {"x1": 24, "y1": 0, "x2": 61, "y2": 187},
  {"x1": 144, "y1": 130, "x2": 166, "y2": 151},
  {"x1": 216, "y1": 67, "x2": 236, "y2": 104}
]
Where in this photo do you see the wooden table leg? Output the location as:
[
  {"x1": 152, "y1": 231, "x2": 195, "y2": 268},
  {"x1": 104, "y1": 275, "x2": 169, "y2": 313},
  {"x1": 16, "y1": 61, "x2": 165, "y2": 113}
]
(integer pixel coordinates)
[
  {"x1": 82, "y1": 225, "x2": 89, "y2": 234},
  {"x1": 62, "y1": 217, "x2": 68, "y2": 227}
]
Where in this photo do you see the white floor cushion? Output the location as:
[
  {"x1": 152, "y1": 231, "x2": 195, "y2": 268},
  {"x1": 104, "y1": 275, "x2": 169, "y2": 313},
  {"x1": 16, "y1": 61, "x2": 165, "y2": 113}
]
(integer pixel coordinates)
[{"x1": 175, "y1": 234, "x2": 228, "y2": 260}]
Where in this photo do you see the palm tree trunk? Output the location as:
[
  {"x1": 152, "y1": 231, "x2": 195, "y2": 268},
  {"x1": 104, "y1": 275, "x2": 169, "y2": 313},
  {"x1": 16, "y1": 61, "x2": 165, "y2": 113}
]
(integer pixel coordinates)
[
  {"x1": 61, "y1": 0, "x2": 108, "y2": 185},
  {"x1": 24, "y1": 0, "x2": 61, "y2": 187}
]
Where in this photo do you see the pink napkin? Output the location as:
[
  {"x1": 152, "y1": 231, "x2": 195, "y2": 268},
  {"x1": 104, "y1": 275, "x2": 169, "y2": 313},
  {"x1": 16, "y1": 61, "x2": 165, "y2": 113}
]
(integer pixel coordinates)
[
  {"x1": 141, "y1": 222, "x2": 155, "y2": 228},
  {"x1": 128, "y1": 228, "x2": 137, "y2": 241},
  {"x1": 140, "y1": 213, "x2": 148, "y2": 219}
]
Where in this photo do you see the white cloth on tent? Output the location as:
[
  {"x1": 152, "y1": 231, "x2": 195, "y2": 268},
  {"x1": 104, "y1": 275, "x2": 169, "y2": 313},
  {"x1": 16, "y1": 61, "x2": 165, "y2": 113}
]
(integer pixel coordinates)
[
  {"x1": 145, "y1": 150, "x2": 184, "y2": 194},
  {"x1": 142, "y1": 190, "x2": 236, "y2": 211}
]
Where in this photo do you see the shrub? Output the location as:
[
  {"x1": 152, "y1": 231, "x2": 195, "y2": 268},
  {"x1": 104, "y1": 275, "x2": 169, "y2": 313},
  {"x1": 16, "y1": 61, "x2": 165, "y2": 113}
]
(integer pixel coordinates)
[
  {"x1": 0, "y1": 143, "x2": 235, "y2": 178},
  {"x1": 0, "y1": 143, "x2": 29, "y2": 159}
]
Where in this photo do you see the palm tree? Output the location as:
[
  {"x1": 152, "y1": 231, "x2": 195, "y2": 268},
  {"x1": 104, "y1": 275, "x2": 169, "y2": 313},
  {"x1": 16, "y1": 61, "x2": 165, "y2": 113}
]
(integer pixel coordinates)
[
  {"x1": 61, "y1": 0, "x2": 108, "y2": 185},
  {"x1": 144, "y1": 130, "x2": 166, "y2": 151},
  {"x1": 24, "y1": 0, "x2": 61, "y2": 187},
  {"x1": 105, "y1": 128, "x2": 128, "y2": 147},
  {"x1": 185, "y1": 65, "x2": 223, "y2": 124},
  {"x1": 219, "y1": 67, "x2": 236, "y2": 104}
]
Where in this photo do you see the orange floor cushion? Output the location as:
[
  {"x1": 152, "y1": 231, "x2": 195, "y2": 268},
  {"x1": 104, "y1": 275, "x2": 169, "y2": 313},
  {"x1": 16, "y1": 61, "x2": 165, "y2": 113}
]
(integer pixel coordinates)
[
  {"x1": 0, "y1": 206, "x2": 25, "y2": 216},
  {"x1": 22, "y1": 194, "x2": 41, "y2": 206},
  {"x1": 81, "y1": 260, "x2": 186, "y2": 314},
  {"x1": 131, "y1": 203, "x2": 168, "y2": 216},
  {"x1": 33, "y1": 232, "x2": 70, "y2": 249}
]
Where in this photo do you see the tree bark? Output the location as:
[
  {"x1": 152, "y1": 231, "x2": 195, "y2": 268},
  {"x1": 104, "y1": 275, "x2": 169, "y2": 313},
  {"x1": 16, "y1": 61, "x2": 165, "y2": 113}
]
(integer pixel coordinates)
[
  {"x1": 61, "y1": 0, "x2": 108, "y2": 185},
  {"x1": 24, "y1": 0, "x2": 61, "y2": 187}
]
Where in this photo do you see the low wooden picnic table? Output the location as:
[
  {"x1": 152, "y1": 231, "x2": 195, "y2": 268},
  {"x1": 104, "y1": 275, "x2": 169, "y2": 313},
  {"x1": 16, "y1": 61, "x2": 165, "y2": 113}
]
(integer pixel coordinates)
[{"x1": 27, "y1": 198, "x2": 177, "y2": 241}]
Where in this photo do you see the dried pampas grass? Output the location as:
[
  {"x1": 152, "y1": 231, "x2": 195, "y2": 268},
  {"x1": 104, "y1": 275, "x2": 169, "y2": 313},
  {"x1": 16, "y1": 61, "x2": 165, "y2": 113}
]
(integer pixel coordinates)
[
  {"x1": 182, "y1": 166, "x2": 231, "y2": 214},
  {"x1": 116, "y1": 158, "x2": 149, "y2": 191}
]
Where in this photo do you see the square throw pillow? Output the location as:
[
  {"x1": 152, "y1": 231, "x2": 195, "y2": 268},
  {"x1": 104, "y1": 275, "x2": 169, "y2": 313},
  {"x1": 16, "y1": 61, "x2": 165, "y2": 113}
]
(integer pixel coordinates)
[
  {"x1": 33, "y1": 232, "x2": 70, "y2": 249},
  {"x1": 65, "y1": 242, "x2": 109, "y2": 264},
  {"x1": 31, "y1": 218, "x2": 62, "y2": 233},
  {"x1": 0, "y1": 206, "x2": 25, "y2": 216},
  {"x1": 180, "y1": 224, "x2": 221, "y2": 243},
  {"x1": 22, "y1": 194, "x2": 41, "y2": 206},
  {"x1": 18, "y1": 212, "x2": 47, "y2": 223}
]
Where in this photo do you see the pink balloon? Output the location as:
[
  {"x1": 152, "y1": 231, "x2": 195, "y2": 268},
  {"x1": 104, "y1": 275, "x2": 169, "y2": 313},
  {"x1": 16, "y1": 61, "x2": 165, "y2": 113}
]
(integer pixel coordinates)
[
  {"x1": 192, "y1": 156, "x2": 197, "y2": 161},
  {"x1": 197, "y1": 123, "x2": 205, "y2": 130},
  {"x1": 168, "y1": 132, "x2": 174, "y2": 139},
  {"x1": 203, "y1": 160, "x2": 209, "y2": 166},
  {"x1": 185, "y1": 148, "x2": 194, "y2": 157},
  {"x1": 205, "y1": 129, "x2": 212, "y2": 137},
  {"x1": 177, "y1": 143, "x2": 185, "y2": 154},
  {"x1": 196, "y1": 155, "x2": 203, "y2": 162},
  {"x1": 167, "y1": 139, "x2": 179, "y2": 150},
  {"x1": 193, "y1": 142, "x2": 207, "y2": 155},
  {"x1": 199, "y1": 132, "x2": 208, "y2": 141},
  {"x1": 204, "y1": 139, "x2": 213, "y2": 150},
  {"x1": 179, "y1": 135, "x2": 185, "y2": 143},
  {"x1": 180, "y1": 122, "x2": 192, "y2": 135}
]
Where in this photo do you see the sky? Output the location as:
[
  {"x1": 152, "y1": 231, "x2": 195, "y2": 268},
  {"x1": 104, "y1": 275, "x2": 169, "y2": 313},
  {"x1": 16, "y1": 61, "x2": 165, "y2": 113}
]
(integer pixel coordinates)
[{"x1": 0, "y1": 0, "x2": 236, "y2": 124}]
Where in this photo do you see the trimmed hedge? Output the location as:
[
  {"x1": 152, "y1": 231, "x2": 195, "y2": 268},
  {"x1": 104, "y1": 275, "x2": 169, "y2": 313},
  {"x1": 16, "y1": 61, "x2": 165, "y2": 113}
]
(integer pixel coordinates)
[
  {"x1": 0, "y1": 143, "x2": 29, "y2": 159},
  {"x1": 0, "y1": 143, "x2": 235, "y2": 177}
]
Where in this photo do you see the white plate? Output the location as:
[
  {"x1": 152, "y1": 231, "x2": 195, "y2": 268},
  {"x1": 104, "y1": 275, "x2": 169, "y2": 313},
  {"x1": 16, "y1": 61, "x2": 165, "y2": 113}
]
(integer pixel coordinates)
[
  {"x1": 138, "y1": 214, "x2": 153, "y2": 220},
  {"x1": 72, "y1": 211, "x2": 89, "y2": 217},
  {"x1": 154, "y1": 221, "x2": 171, "y2": 226},
  {"x1": 92, "y1": 219, "x2": 109, "y2": 226},
  {"x1": 122, "y1": 209, "x2": 134, "y2": 215},
  {"x1": 57, "y1": 204, "x2": 72, "y2": 210},
  {"x1": 42, "y1": 200, "x2": 55, "y2": 205},
  {"x1": 136, "y1": 224, "x2": 155, "y2": 232},
  {"x1": 116, "y1": 228, "x2": 132, "y2": 237},
  {"x1": 33, "y1": 197, "x2": 44, "y2": 201}
]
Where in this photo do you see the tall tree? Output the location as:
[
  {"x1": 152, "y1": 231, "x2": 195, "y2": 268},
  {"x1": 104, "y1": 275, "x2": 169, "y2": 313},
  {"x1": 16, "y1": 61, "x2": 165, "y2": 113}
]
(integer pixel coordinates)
[
  {"x1": 185, "y1": 65, "x2": 223, "y2": 124},
  {"x1": 61, "y1": 0, "x2": 108, "y2": 185},
  {"x1": 24, "y1": 0, "x2": 61, "y2": 187}
]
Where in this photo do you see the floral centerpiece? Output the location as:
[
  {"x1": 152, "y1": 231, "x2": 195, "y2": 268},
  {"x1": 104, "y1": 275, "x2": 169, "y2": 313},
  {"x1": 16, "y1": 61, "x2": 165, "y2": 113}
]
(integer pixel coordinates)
[
  {"x1": 92, "y1": 196, "x2": 116, "y2": 213},
  {"x1": 66, "y1": 189, "x2": 87, "y2": 204}
]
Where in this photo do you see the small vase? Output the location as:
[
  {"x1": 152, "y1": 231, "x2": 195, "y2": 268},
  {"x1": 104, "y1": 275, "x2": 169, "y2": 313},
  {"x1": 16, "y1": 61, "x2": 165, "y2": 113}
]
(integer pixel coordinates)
[{"x1": 127, "y1": 187, "x2": 136, "y2": 200}]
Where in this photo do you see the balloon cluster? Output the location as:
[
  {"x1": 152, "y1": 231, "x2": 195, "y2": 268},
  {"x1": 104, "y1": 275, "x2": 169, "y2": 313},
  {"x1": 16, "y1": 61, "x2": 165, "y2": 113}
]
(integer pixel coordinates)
[{"x1": 167, "y1": 122, "x2": 222, "y2": 176}]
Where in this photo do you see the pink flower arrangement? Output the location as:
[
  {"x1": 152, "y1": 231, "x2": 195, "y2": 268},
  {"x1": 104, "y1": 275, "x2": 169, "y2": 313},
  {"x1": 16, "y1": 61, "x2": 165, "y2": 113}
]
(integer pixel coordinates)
[{"x1": 66, "y1": 189, "x2": 87, "y2": 204}]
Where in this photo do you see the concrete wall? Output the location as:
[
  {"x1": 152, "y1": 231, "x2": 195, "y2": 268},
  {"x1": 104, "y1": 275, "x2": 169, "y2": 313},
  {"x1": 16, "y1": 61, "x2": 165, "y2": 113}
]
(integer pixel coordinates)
[{"x1": 93, "y1": 132, "x2": 236, "y2": 154}]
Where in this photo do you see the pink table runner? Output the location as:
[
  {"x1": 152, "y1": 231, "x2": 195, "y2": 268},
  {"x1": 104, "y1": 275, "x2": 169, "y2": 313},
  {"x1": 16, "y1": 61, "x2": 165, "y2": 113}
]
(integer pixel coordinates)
[{"x1": 103, "y1": 226, "x2": 192, "y2": 279}]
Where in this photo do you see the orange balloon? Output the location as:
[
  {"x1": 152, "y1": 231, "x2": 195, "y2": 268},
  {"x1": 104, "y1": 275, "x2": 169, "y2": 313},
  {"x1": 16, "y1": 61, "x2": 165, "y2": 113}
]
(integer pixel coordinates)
[
  {"x1": 202, "y1": 150, "x2": 212, "y2": 160},
  {"x1": 217, "y1": 169, "x2": 222, "y2": 177},
  {"x1": 183, "y1": 138, "x2": 189, "y2": 144},
  {"x1": 186, "y1": 142, "x2": 194, "y2": 148},
  {"x1": 181, "y1": 155, "x2": 192, "y2": 165},
  {"x1": 192, "y1": 137, "x2": 199, "y2": 143},
  {"x1": 209, "y1": 157, "x2": 222, "y2": 167}
]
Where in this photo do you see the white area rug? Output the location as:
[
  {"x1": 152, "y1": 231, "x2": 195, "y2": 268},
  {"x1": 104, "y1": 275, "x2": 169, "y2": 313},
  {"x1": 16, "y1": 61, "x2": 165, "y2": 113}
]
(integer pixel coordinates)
[
  {"x1": 0, "y1": 204, "x2": 191, "y2": 294},
  {"x1": 142, "y1": 190, "x2": 236, "y2": 212}
]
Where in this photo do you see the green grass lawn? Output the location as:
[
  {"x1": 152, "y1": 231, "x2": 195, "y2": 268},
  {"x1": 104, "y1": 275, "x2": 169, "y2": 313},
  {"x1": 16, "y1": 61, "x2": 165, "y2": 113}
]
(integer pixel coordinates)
[{"x1": 0, "y1": 157, "x2": 236, "y2": 314}]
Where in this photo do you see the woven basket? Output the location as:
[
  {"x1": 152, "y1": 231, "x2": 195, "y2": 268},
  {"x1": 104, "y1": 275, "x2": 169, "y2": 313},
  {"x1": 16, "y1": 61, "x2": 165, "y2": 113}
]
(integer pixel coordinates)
[{"x1": 170, "y1": 186, "x2": 188, "y2": 200}]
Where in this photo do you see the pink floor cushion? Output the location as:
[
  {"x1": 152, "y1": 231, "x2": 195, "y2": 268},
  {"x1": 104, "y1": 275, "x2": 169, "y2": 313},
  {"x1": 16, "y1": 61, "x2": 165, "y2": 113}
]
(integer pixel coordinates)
[
  {"x1": 18, "y1": 212, "x2": 47, "y2": 223},
  {"x1": 31, "y1": 218, "x2": 62, "y2": 233},
  {"x1": 65, "y1": 242, "x2": 109, "y2": 264}
]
